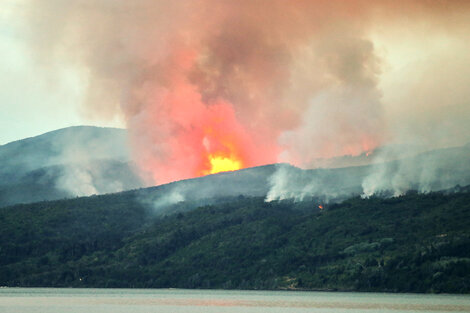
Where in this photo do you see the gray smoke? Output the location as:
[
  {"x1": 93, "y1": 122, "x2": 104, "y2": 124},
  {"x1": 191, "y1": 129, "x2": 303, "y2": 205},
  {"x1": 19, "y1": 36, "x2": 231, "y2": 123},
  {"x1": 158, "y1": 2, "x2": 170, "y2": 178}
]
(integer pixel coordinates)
[{"x1": 4, "y1": 1, "x2": 470, "y2": 204}]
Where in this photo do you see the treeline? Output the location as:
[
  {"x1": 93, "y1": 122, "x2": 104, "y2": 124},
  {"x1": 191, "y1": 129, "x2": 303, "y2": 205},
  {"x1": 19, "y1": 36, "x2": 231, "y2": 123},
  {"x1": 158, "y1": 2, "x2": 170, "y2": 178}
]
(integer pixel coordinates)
[{"x1": 0, "y1": 189, "x2": 469, "y2": 293}]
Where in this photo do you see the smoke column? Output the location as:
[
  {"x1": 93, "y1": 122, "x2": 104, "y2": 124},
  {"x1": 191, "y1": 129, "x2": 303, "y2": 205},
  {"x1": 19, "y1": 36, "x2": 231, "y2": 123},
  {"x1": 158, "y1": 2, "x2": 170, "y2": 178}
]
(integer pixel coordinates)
[{"x1": 18, "y1": 0, "x2": 470, "y2": 186}]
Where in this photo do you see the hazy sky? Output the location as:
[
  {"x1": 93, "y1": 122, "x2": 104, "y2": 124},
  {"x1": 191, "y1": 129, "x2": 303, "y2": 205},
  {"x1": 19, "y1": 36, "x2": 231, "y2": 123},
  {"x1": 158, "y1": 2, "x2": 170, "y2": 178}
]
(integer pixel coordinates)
[{"x1": 0, "y1": 0, "x2": 123, "y2": 145}]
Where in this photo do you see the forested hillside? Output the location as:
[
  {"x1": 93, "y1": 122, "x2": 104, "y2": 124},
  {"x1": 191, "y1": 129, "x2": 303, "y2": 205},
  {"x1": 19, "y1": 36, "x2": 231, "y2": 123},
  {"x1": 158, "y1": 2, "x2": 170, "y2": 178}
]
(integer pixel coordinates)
[{"x1": 1, "y1": 188, "x2": 469, "y2": 293}]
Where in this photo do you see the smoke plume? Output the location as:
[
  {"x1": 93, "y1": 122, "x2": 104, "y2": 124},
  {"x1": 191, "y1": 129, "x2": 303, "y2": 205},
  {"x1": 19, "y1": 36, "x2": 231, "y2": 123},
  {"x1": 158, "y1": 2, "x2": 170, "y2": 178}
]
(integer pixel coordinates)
[{"x1": 16, "y1": 0, "x2": 470, "y2": 195}]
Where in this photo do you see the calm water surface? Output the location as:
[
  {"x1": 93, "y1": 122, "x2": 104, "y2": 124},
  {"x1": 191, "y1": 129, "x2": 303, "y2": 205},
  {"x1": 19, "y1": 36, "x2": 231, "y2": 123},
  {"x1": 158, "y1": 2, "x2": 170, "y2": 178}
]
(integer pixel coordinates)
[{"x1": 1, "y1": 288, "x2": 469, "y2": 313}]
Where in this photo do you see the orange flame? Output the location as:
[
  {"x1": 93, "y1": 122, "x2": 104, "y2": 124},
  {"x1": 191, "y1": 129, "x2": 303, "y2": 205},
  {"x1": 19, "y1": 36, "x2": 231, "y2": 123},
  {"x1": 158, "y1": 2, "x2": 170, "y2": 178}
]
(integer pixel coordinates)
[
  {"x1": 197, "y1": 110, "x2": 248, "y2": 176},
  {"x1": 319, "y1": 205, "x2": 323, "y2": 209}
]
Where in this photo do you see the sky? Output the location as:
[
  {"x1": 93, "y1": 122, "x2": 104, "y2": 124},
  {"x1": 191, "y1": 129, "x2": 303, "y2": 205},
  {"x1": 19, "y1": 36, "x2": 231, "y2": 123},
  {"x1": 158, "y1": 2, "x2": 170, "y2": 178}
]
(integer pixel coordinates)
[
  {"x1": 0, "y1": 0, "x2": 123, "y2": 145},
  {"x1": 1, "y1": 0, "x2": 470, "y2": 185}
]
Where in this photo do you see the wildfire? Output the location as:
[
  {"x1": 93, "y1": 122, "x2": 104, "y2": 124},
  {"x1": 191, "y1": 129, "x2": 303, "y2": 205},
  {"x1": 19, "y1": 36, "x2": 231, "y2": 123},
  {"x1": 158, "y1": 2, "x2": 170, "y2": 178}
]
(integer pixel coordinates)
[
  {"x1": 206, "y1": 154, "x2": 242, "y2": 174},
  {"x1": 319, "y1": 205, "x2": 323, "y2": 210}
]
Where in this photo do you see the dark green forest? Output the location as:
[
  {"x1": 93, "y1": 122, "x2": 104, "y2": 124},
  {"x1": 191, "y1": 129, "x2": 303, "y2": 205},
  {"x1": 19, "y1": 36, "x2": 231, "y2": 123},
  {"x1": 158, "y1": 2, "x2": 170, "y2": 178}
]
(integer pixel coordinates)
[{"x1": 1, "y1": 188, "x2": 470, "y2": 293}]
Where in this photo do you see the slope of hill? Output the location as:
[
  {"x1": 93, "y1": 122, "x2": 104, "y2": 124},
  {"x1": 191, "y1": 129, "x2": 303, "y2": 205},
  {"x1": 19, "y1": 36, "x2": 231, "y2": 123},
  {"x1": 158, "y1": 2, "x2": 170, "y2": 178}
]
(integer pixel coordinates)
[
  {"x1": 0, "y1": 188, "x2": 469, "y2": 293},
  {"x1": 0, "y1": 126, "x2": 143, "y2": 207},
  {"x1": 2, "y1": 126, "x2": 469, "y2": 209},
  {"x1": 140, "y1": 143, "x2": 470, "y2": 208}
]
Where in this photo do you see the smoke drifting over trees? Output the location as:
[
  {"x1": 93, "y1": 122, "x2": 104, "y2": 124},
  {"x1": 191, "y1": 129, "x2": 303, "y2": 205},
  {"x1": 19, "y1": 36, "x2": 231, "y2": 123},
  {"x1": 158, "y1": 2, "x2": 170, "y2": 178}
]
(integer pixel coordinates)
[{"x1": 12, "y1": 0, "x2": 470, "y2": 198}]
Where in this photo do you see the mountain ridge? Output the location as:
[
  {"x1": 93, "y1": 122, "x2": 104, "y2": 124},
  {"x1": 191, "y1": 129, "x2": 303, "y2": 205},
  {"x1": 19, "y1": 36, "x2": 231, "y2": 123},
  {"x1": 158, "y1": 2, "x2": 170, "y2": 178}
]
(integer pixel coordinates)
[{"x1": 0, "y1": 126, "x2": 142, "y2": 207}]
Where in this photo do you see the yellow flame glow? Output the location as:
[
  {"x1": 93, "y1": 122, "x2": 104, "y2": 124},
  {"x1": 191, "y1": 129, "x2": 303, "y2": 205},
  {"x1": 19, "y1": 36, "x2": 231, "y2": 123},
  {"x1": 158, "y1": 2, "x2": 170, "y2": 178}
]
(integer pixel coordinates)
[{"x1": 207, "y1": 155, "x2": 242, "y2": 174}]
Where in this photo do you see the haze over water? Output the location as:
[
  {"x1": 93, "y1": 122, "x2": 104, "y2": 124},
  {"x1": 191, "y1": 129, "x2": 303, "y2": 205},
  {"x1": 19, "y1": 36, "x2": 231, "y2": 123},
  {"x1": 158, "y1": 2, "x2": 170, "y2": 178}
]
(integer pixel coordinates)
[{"x1": 1, "y1": 288, "x2": 469, "y2": 313}]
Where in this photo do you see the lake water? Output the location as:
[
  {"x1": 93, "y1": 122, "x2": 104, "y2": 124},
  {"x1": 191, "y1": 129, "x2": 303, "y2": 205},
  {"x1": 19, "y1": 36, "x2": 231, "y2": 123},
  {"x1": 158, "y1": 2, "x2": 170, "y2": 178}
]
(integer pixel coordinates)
[{"x1": 0, "y1": 288, "x2": 469, "y2": 313}]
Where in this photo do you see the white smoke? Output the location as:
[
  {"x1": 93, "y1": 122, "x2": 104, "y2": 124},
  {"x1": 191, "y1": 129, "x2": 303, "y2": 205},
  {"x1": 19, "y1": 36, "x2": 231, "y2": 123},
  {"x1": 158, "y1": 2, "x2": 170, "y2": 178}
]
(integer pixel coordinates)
[
  {"x1": 265, "y1": 143, "x2": 470, "y2": 203},
  {"x1": 48, "y1": 126, "x2": 142, "y2": 197},
  {"x1": 150, "y1": 190, "x2": 185, "y2": 212},
  {"x1": 361, "y1": 145, "x2": 470, "y2": 197}
]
